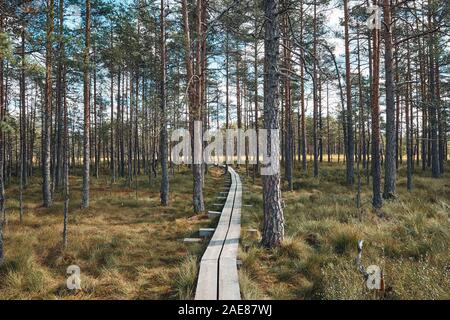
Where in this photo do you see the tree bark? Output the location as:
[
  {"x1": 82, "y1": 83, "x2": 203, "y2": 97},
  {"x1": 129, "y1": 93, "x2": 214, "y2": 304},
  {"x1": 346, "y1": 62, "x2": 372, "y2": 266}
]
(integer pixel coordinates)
[
  {"x1": 261, "y1": 0, "x2": 284, "y2": 248},
  {"x1": 383, "y1": 0, "x2": 396, "y2": 199},
  {"x1": 43, "y1": 0, "x2": 54, "y2": 208},
  {"x1": 253, "y1": 12, "x2": 260, "y2": 179},
  {"x1": 160, "y1": 0, "x2": 169, "y2": 206},
  {"x1": 82, "y1": 0, "x2": 91, "y2": 209},
  {"x1": 312, "y1": 1, "x2": 319, "y2": 178},
  {"x1": 300, "y1": 0, "x2": 306, "y2": 171},
  {"x1": 0, "y1": 2, "x2": 5, "y2": 264},
  {"x1": 110, "y1": 28, "x2": 115, "y2": 183},
  {"x1": 282, "y1": 5, "x2": 292, "y2": 190},
  {"x1": 344, "y1": 0, "x2": 354, "y2": 185},
  {"x1": 428, "y1": 0, "x2": 440, "y2": 177},
  {"x1": 181, "y1": 0, "x2": 205, "y2": 213},
  {"x1": 62, "y1": 65, "x2": 69, "y2": 248},
  {"x1": 371, "y1": 0, "x2": 382, "y2": 209},
  {"x1": 405, "y1": 39, "x2": 412, "y2": 191}
]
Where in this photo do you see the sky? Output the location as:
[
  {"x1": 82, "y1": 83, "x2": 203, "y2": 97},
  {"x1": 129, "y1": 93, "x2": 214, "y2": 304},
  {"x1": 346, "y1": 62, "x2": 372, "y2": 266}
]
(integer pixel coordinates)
[{"x1": 12, "y1": 0, "x2": 416, "y2": 130}]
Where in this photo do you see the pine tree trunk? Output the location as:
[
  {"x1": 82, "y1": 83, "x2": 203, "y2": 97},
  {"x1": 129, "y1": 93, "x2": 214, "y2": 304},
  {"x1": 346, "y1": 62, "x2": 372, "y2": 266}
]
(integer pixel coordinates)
[
  {"x1": 55, "y1": 0, "x2": 65, "y2": 190},
  {"x1": 181, "y1": 0, "x2": 204, "y2": 213},
  {"x1": 405, "y1": 40, "x2": 413, "y2": 191},
  {"x1": 300, "y1": 0, "x2": 307, "y2": 171},
  {"x1": 261, "y1": 0, "x2": 284, "y2": 248},
  {"x1": 19, "y1": 22, "x2": 26, "y2": 222},
  {"x1": 253, "y1": 13, "x2": 260, "y2": 179},
  {"x1": 43, "y1": 0, "x2": 54, "y2": 208},
  {"x1": 82, "y1": 0, "x2": 91, "y2": 209},
  {"x1": 383, "y1": 0, "x2": 396, "y2": 199},
  {"x1": 428, "y1": 0, "x2": 440, "y2": 177},
  {"x1": 0, "y1": 4, "x2": 5, "y2": 264},
  {"x1": 312, "y1": 2, "x2": 319, "y2": 178},
  {"x1": 344, "y1": 0, "x2": 354, "y2": 185},
  {"x1": 62, "y1": 64, "x2": 69, "y2": 248},
  {"x1": 282, "y1": 7, "x2": 293, "y2": 191},
  {"x1": 160, "y1": 0, "x2": 169, "y2": 206},
  {"x1": 110, "y1": 28, "x2": 116, "y2": 183},
  {"x1": 371, "y1": 0, "x2": 382, "y2": 209}
]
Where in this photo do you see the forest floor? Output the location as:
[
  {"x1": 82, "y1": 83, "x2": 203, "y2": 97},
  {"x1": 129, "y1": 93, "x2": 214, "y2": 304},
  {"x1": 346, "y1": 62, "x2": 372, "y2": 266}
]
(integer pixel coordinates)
[
  {"x1": 0, "y1": 166, "x2": 225, "y2": 299},
  {"x1": 0, "y1": 161, "x2": 449, "y2": 300},
  {"x1": 238, "y1": 161, "x2": 450, "y2": 300}
]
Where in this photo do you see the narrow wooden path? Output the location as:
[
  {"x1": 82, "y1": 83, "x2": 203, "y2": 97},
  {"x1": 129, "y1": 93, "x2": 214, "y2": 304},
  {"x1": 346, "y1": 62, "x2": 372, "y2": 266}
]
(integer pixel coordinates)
[{"x1": 195, "y1": 166, "x2": 242, "y2": 300}]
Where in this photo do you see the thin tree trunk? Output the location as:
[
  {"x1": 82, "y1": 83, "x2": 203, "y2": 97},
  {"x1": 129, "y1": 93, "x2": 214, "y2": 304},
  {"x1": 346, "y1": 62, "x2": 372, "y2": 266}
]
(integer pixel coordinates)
[
  {"x1": 261, "y1": 0, "x2": 284, "y2": 248},
  {"x1": 383, "y1": 0, "x2": 396, "y2": 199},
  {"x1": 371, "y1": 0, "x2": 382, "y2": 209},
  {"x1": 160, "y1": 0, "x2": 169, "y2": 206},
  {"x1": 300, "y1": 0, "x2": 307, "y2": 171},
  {"x1": 181, "y1": 0, "x2": 204, "y2": 213},
  {"x1": 19, "y1": 22, "x2": 26, "y2": 222},
  {"x1": 81, "y1": 0, "x2": 91, "y2": 209},
  {"x1": 312, "y1": 1, "x2": 319, "y2": 178},
  {"x1": 110, "y1": 29, "x2": 115, "y2": 183},
  {"x1": 93, "y1": 38, "x2": 99, "y2": 179},
  {"x1": 344, "y1": 0, "x2": 354, "y2": 185},
  {"x1": 62, "y1": 65, "x2": 69, "y2": 248},
  {"x1": 253, "y1": 11, "x2": 260, "y2": 180},
  {"x1": 54, "y1": 0, "x2": 65, "y2": 190},
  {"x1": 0, "y1": 1, "x2": 4, "y2": 264},
  {"x1": 405, "y1": 39, "x2": 412, "y2": 191},
  {"x1": 428, "y1": 0, "x2": 440, "y2": 177},
  {"x1": 282, "y1": 7, "x2": 292, "y2": 190},
  {"x1": 43, "y1": 0, "x2": 54, "y2": 208}
]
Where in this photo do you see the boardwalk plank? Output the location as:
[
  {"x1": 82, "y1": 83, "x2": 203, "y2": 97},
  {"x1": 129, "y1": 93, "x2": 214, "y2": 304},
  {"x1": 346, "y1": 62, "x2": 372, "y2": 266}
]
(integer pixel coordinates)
[{"x1": 195, "y1": 167, "x2": 242, "y2": 300}]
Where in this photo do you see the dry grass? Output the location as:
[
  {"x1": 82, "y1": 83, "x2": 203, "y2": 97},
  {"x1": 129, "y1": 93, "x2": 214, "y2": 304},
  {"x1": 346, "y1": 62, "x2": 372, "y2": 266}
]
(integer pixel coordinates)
[
  {"x1": 2, "y1": 161, "x2": 448, "y2": 300},
  {"x1": 238, "y1": 161, "x2": 450, "y2": 300},
  {"x1": 0, "y1": 166, "x2": 226, "y2": 300}
]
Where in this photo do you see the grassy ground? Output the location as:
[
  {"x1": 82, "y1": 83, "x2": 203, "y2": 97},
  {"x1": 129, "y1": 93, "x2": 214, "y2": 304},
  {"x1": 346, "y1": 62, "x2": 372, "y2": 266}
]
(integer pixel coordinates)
[
  {"x1": 1, "y1": 161, "x2": 448, "y2": 300},
  {"x1": 0, "y1": 166, "x2": 227, "y2": 299},
  {"x1": 238, "y1": 161, "x2": 450, "y2": 300}
]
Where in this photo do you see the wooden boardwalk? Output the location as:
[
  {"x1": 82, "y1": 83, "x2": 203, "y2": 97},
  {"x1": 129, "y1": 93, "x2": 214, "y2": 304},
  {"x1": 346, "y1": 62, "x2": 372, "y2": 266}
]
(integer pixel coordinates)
[{"x1": 195, "y1": 167, "x2": 242, "y2": 300}]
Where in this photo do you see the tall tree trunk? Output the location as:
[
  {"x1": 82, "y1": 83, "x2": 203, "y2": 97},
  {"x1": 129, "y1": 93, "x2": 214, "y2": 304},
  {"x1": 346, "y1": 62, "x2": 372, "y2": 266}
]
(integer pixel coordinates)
[
  {"x1": 383, "y1": 0, "x2": 396, "y2": 199},
  {"x1": 110, "y1": 28, "x2": 115, "y2": 183},
  {"x1": 93, "y1": 38, "x2": 99, "y2": 179},
  {"x1": 371, "y1": 0, "x2": 382, "y2": 209},
  {"x1": 43, "y1": 0, "x2": 54, "y2": 208},
  {"x1": 312, "y1": 1, "x2": 319, "y2": 178},
  {"x1": 357, "y1": 25, "x2": 366, "y2": 171},
  {"x1": 181, "y1": 0, "x2": 204, "y2": 213},
  {"x1": 344, "y1": 0, "x2": 354, "y2": 185},
  {"x1": 261, "y1": 0, "x2": 284, "y2": 248},
  {"x1": 0, "y1": 3, "x2": 5, "y2": 264},
  {"x1": 54, "y1": 0, "x2": 65, "y2": 190},
  {"x1": 81, "y1": 0, "x2": 91, "y2": 209},
  {"x1": 435, "y1": 47, "x2": 444, "y2": 174},
  {"x1": 300, "y1": 0, "x2": 307, "y2": 171},
  {"x1": 405, "y1": 39, "x2": 412, "y2": 191},
  {"x1": 19, "y1": 22, "x2": 26, "y2": 222},
  {"x1": 62, "y1": 65, "x2": 69, "y2": 248},
  {"x1": 428, "y1": 0, "x2": 440, "y2": 177},
  {"x1": 253, "y1": 12, "x2": 260, "y2": 179},
  {"x1": 326, "y1": 82, "x2": 331, "y2": 163},
  {"x1": 282, "y1": 6, "x2": 293, "y2": 191},
  {"x1": 236, "y1": 55, "x2": 242, "y2": 131},
  {"x1": 160, "y1": 0, "x2": 169, "y2": 206},
  {"x1": 226, "y1": 32, "x2": 230, "y2": 130}
]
